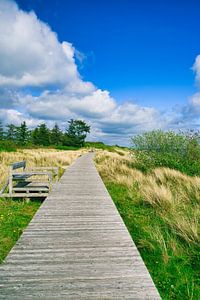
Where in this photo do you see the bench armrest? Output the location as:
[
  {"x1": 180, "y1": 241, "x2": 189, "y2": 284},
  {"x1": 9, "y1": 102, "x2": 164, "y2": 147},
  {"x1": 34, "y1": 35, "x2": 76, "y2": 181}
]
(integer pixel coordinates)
[{"x1": 12, "y1": 172, "x2": 52, "y2": 181}]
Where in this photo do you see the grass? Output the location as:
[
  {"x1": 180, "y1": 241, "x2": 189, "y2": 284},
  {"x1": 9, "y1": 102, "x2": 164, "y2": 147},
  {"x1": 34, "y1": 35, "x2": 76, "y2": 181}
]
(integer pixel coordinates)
[
  {"x1": 0, "y1": 148, "x2": 86, "y2": 190},
  {"x1": 95, "y1": 150, "x2": 200, "y2": 300},
  {"x1": 55, "y1": 145, "x2": 81, "y2": 151},
  {"x1": 0, "y1": 144, "x2": 199, "y2": 299},
  {"x1": 0, "y1": 198, "x2": 41, "y2": 263},
  {"x1": 0, "y1": 148, "x2": 86, "y2": 263},
  {"x1": 85, "y1": 141, "x2": 129, "y2": 153}
]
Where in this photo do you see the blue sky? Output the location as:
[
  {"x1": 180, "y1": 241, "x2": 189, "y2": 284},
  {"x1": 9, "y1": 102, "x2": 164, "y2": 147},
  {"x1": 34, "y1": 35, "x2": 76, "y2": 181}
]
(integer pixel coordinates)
[
  {"x1": 16, "y1": 0, "x2": 200, "y2": 104},
  {"x1": 1, "y1": 0, "x2": 200, "y2": 144}
]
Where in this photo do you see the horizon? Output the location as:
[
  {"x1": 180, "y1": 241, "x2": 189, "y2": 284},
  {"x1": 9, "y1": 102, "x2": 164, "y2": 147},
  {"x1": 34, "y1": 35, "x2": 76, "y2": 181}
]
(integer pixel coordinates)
[{"x1": 1, "y1": 0, "x2": 200, "y2": 145}]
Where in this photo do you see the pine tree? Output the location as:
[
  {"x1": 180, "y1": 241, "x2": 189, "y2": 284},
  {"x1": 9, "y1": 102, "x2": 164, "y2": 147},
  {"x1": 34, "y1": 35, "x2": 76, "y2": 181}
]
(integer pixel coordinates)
[
  {"x1": 16, "y1": 121, "x2": 30, "y2": 145},
  {"x1": 64, "y1": 119, "x2": 90, "y2": 147},
  {"x1": 5, "y1": 124, "x2": 17, "y2": 141},
  {"x1": 39, "y1": 123, "x2": 50, "y2": 146},
  {"x1": 50, "y1": 123, "x2": 62, "y2": 145},
  {"x1": 31, "y1": 127, "x2": 40, "y2": 145},
  {"x1": 33, "y1": 123, "x2": 50, "y2": 146},
  {"x1": 0, "y1": 121, "x2": 4, "y2": 140}
]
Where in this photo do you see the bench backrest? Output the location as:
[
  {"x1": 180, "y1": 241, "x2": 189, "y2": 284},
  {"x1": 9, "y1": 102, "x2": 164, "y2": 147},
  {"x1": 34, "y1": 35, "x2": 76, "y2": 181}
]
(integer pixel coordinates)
[{"x1": 11, "y1": 161, "x2": 26, "y2": 171}]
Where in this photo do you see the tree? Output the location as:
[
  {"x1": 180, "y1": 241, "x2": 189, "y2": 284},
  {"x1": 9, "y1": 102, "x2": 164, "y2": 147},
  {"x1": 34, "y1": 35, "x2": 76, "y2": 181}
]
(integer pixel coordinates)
[
  {"x1": 32, "y1": 123, "x2": 50, "y2": 146},
  {"x1": 0, "y1": 121, "x2": 4, "y2": 140},
  {"x1": 16, "y1": 121, "x2": 30, "y2": 145},
  {"x1": 5, "y1": 124, "x2": 17, "y2": 141},
  {"x1": 31, "y1": 127, "x2": 40, "y2": 145},
  {"x1": 64, "y1": 119, "x2": 90, "y2": 147},
  {"x1": 50, "y1": 123, "x2": 62, "y2": 145},
  {"x1": 38, "y1": 123, "x2": 50, "y2": 146}
]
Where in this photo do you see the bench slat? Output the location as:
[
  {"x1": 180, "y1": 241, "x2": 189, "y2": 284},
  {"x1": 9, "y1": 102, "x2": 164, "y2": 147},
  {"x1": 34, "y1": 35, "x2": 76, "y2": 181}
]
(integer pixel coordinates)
[
  {"x1": 0, "y1": 193, "x2": 49, "y2": 198},
  {"x1": 12, "y1": 172, "x2": 51, "y2": 180},
  {"x1": 11, "y1": 161, "x2": 26, "y2": 170},
  {"x1": 13, "y1": 187, "x2": 49, "y2": 192}
]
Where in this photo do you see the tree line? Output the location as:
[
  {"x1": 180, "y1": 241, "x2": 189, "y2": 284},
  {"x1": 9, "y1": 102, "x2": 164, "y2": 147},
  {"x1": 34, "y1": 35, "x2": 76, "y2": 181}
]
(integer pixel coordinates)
[{"x1": 0, "y1": 119, "x2": 90, "y2": 147}]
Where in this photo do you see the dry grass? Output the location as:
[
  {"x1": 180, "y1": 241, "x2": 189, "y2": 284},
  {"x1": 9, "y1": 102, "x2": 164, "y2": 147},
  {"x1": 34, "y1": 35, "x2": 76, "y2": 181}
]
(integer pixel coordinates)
[
  {"x1": 95, "y1": 150, "x2": 200, "y2": 245},
  {"x1": 95, "y1": 149, "x2": 200, "y2": 298},
  {"x1": 0, "y1": 148, "x2": 86, "y2": 189}
]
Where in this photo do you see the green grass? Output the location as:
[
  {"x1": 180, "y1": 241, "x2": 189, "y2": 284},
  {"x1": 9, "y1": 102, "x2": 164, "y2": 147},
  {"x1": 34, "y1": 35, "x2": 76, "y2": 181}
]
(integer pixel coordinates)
[
  {"x1": 85, "y1": 141, "x2": 128, "y2": 152},
  {"x1": 0, "y1": 141, "x2": 16, "y2": 152},
  {"x1": 104, "y1": 181, "x2": 200, "y2": 300},
  {"x1": 55, "y1": 145, "x2": 81, "y2": 150},
  {"x1": 0, "y1": 198, "x2": 41, "y2": 263},
  {"x1": 0, "y1": 142, "x2": 199, "y2": 300}
]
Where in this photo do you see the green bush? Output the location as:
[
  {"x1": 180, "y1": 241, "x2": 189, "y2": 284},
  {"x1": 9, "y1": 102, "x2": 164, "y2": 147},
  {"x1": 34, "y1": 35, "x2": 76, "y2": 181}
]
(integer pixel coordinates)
[
  {"x1": 132, "y1": 130, "x2": 189, "y2": 155},
  {"x1": 0, "y1": 140, "x2": 16, "y2": 152},
  {"x1": 131, "y1": 130, "x2": 200, "y2": 176}
]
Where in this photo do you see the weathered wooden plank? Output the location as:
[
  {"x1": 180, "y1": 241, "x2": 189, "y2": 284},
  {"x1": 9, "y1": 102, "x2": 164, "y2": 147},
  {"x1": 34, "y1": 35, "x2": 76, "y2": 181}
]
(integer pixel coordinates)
[
  {"x1": 0, "y1": 193, "x2": 49, "y2": 198},
  {"x1": 11, "y1": 161, "x2": 26, "y2": 170},
  {"x1": 13, "y1": 187, "x2": 49, "y2": 192},
  {"x1": 0, "y1": 153, "x2": 161, "y2": 299},
  {"x1": 12, "y1": 171, "x2": 51, "y2": 179}
]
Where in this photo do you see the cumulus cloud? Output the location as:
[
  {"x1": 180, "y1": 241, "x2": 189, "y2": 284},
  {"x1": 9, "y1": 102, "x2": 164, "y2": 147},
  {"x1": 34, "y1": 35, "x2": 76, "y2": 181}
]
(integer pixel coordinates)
[
  {"x1": 1, "y1": 0, "x2": 199, "y2": 145},
  {"x1": 0, "y1": 0, "x2": 94, "y2": 93},
  {"x1": 0, "y1": 0, "x2": 164, "y2": 145},
  {"x1": 177, "y1": 59, "x2": 200, "y2": 128},
  {"x1": 0, "y1": 109, "x2": 38, "y2": 126},
  {"x1": 17, "y1": 90, "x2": 160, "y2": 145},
  {"x1": 193, "y1": 55, "x2": 200, "y2": 84},
  {"x1": 186, "y1": 93, "x2": 200, "y2": 116}
]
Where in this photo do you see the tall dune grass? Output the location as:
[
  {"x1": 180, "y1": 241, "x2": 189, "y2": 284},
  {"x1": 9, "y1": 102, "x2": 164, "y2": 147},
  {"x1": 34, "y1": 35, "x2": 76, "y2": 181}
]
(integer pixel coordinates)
[
  {"x1": 95, "y1": 150, "x2": 200, "y2": 299},
  {"x1": 0, "y1": 148, "x2": 85, "y2": 188}
]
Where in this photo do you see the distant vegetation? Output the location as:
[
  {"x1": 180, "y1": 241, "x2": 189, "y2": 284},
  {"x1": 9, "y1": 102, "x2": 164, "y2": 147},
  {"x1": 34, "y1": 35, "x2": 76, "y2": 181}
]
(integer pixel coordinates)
[{"x1": 0, "y1": 119, "x2": 90, "y2": 151}]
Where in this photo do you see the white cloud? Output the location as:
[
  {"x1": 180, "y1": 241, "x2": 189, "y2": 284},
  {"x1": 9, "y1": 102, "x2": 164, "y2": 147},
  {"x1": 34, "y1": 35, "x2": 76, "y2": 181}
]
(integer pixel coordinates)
[
  {"x1": 1, "y1": 0, "x2": 200, "y2": 145},
  {"x1": 0, "y1": 109, "x2": 37, "y2": 126},
  {"x1": 193, "y1": 55, "x2": 200, "y2": 84},
  {"x1": 0, "y1": 0, "x2": 93, "y2": 92},
  {"x1": 188, "y1": 93, "x2": 200, "y2": 115},
  {"x1": 17, "y1": 89, "x2": 160, "y2": 141},
  {"x1": 187, "y1": 56, "x2": 200, "y2": 121},
  {"x1": 0, "y1": 0, "x2": 169, "y2": 145},
  {"x1": 179, "y1": 93, "x2": 200, "y2": 128},
  {"x1": 67, "y1": 90, "x2": 116, "y2": 118}
]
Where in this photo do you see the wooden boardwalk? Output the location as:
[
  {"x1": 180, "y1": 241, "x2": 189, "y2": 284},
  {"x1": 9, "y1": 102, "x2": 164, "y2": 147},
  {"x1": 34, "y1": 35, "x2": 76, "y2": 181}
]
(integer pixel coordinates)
[{"x1": 0, "y1": 153, "x2": 161, "y2": 299}]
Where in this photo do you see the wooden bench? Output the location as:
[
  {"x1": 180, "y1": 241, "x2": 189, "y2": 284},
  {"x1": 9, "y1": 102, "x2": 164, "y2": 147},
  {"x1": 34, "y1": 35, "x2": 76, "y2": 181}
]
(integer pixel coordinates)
[{"x1": 0, "y1": 161, "x2": 58, "y2": 198}]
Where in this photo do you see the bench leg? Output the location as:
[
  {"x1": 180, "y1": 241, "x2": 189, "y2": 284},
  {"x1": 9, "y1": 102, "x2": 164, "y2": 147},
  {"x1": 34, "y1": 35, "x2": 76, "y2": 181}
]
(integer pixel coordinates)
[{"x1": 9, "y1": 172, "x2": 13, "y2": 196}]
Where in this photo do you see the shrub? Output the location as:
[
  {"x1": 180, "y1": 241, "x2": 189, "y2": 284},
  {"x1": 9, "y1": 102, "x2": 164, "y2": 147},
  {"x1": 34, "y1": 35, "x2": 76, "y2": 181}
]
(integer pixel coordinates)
[
  {"x1": 0, "y1": 141, "x2": 16, "y2": 152},
  {"x1": 131, "y1": 130, "x2": 200, "y2": 176}
]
